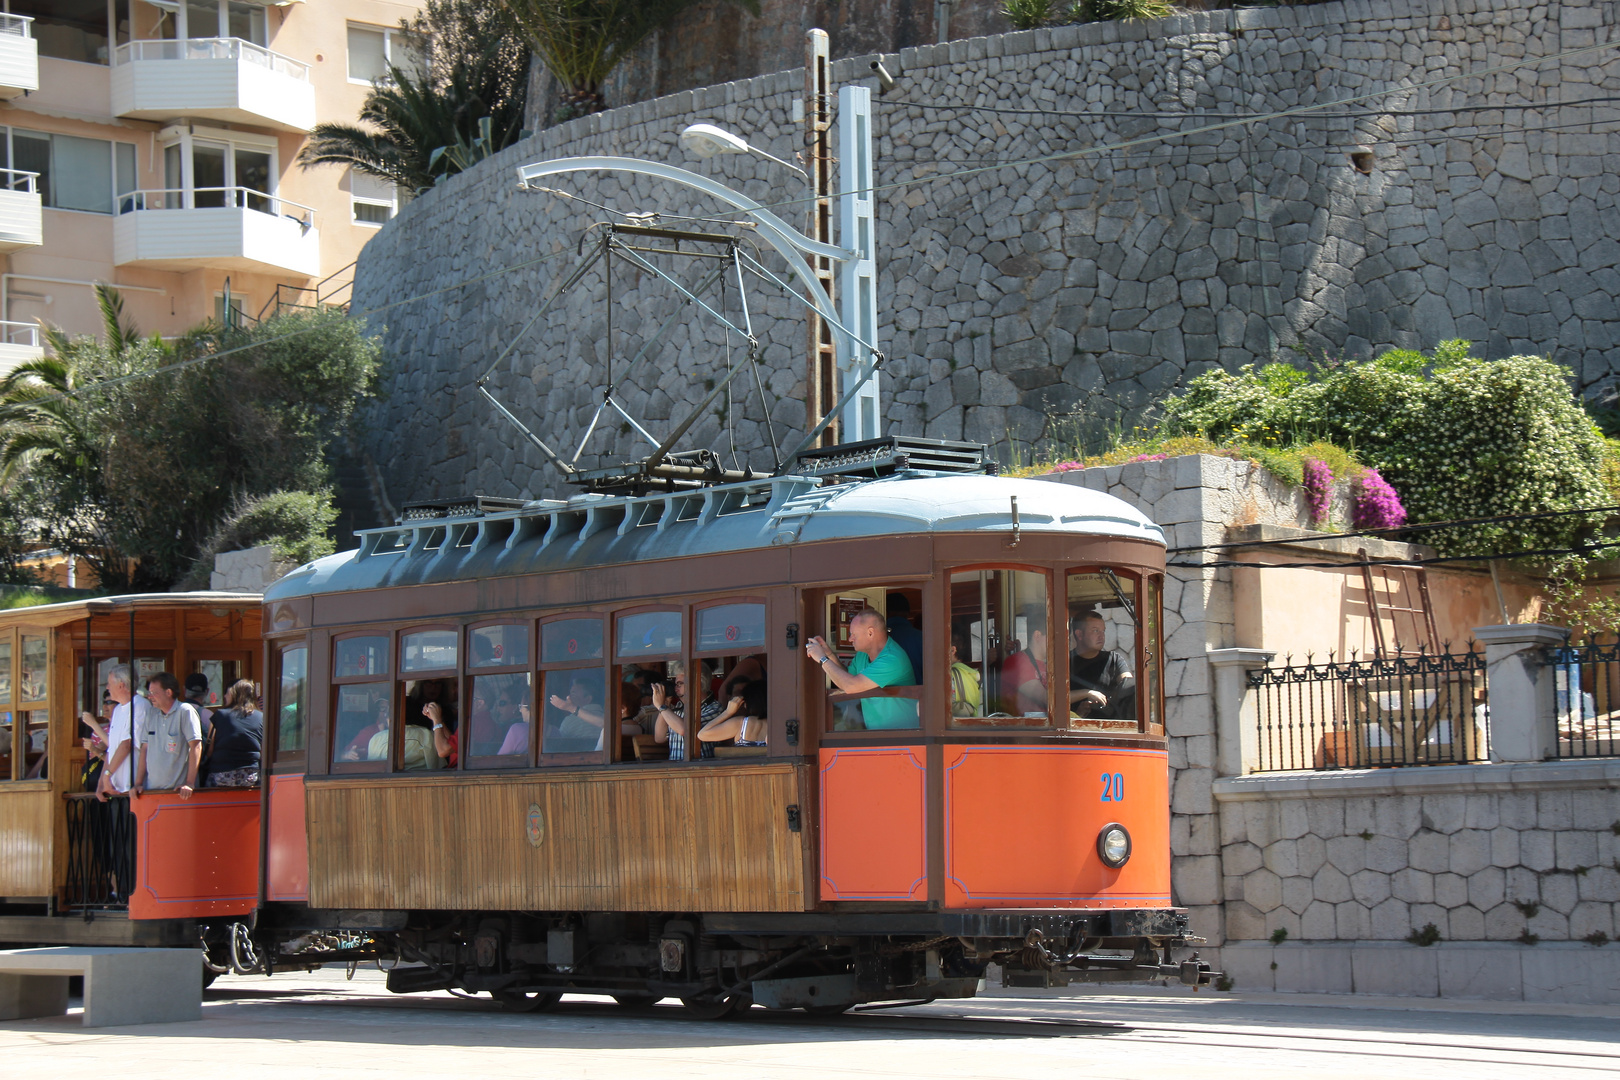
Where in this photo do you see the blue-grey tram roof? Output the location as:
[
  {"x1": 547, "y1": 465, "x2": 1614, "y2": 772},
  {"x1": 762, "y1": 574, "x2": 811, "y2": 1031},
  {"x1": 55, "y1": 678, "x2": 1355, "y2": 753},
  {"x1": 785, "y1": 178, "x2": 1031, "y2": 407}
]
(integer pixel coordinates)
[{"x1": 265, "y1": 473, "x2": 1164, "y2": 603}]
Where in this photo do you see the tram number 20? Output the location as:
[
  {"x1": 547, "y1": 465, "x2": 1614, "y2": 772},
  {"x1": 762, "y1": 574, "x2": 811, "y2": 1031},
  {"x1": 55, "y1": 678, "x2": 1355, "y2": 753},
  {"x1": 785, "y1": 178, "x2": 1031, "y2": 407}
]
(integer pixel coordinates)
[{"x1": 1100, "y1": 772, "x2": 1126, "y2": 802}]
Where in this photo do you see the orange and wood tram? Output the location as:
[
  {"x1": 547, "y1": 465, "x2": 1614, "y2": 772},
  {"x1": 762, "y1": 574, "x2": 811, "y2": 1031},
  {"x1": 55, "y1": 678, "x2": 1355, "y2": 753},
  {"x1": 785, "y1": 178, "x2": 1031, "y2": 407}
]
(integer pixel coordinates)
[{"x1": 0, "y1": 444, "x2": 1214, "y2": 1013}]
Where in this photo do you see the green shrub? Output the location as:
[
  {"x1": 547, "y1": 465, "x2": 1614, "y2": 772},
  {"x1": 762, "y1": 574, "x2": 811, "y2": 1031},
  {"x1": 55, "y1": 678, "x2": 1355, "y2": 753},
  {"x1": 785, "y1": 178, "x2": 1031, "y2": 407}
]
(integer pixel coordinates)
[
  {"x1": 1003, "y1": 0, "x2": 1060, "y2": 29},
  {"x1": 1161, "y1": 343, "x2": 1609, "y2": 557},
  {"x1": 181, "y1": 489, "x2": 339, "y2": 590}
]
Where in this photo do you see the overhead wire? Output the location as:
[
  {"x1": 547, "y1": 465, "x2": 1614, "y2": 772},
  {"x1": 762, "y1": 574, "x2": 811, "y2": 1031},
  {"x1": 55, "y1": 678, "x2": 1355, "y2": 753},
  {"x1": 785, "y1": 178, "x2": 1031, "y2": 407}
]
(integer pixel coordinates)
[{"x1": 873, "y1": 93, "x2": 1620, "y2": 121}]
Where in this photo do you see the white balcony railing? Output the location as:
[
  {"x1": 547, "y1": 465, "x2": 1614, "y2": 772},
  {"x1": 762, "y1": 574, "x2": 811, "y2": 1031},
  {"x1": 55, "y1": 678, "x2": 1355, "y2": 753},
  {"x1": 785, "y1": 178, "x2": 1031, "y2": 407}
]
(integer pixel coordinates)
[
  {"x1": 120, "y1": 187, "x2": 316, "y2": 228},
  {"x1": 0, "y1": 321, "x2": 38, "y2": 348},
  {"x1": 0, "y1": 168, "x2": 37, "y2": 194},
  {"x1": 114, "y1": 38, "x2": 309, "y2": 82},
  {"x1": 0, "y1": 14, "x2": 33, "y2": 38}
]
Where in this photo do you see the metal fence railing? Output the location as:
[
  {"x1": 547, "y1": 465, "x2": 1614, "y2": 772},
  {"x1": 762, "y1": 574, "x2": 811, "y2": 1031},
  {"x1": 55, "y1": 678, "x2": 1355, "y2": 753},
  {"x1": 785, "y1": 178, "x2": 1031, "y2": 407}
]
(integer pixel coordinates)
[
  {"x1": 119, "y1": 186, "x2": 316, "y2": 226},
  {"x1": 114, "y1": 37, "x2": 309, "y2": 81},
  {"x1": 1545, "y1": 643, "x2": 1620, "y2": 758},
  {"x1": 1248, "y1": 647, "x2": 1489, "y2": 771},
  {"x1": 63, "y1": 793, "x2": 135, "y2": 909},
  {"x1": 0, "y1": 13, "x2": 33, "y2": 37}
]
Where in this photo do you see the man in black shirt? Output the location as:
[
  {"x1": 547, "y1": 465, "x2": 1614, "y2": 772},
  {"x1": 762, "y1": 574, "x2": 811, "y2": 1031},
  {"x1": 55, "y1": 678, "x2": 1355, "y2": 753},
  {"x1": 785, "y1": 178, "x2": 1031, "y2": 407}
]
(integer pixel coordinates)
[{"x1": 1069, "y1": 610, "x2": 1134, "y2": 720}]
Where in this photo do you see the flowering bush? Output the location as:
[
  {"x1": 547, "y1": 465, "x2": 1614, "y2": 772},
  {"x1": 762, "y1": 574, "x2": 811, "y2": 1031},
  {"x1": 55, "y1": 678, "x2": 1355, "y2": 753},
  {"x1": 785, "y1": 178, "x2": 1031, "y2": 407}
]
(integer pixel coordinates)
[
  {"x1": 1353, "y1": 468, "x2": 1407, "y2": 531},
  {"x1": 1302, "y1": 457, "x2": 1334, "y2": 527},
  {"x1": 1161, "y1": 343, "x2": 1608, "y2": 556}
]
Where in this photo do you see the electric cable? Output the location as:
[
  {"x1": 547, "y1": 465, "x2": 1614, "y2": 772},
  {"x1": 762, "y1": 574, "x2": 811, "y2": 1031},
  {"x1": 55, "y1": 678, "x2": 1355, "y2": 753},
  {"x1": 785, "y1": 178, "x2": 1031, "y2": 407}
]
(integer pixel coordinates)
[{"x1": 1165, "y1": 502, "x2": 1620, "y2": 553}]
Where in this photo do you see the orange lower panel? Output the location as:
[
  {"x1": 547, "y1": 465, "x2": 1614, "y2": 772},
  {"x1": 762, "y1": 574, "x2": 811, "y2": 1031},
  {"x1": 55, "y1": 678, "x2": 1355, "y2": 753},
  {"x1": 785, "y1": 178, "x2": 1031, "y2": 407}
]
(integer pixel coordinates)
[
  {"x1": 819, "y1": 747, "x2": 927, "y2": 901},
  {"x1": 131, "y1": 789, "x2": 261, "y2": 920},
  {"x1": 266, "y1": 773, "x2": 309, "y2": 902},
  {"x1": 944, "y1": 745, "x2": 1170, "y2": 909}
]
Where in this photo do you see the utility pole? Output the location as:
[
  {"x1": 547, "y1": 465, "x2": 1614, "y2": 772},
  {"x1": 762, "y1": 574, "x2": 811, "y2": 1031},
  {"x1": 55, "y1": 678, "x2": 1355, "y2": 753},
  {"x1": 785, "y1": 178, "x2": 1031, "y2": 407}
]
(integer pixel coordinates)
[
  {"x1": 804, "y1": 29, "x2": 837, "y2": 447},
  {"x1": 837, "y1": 84, "x2": 880, "y2": 442}
]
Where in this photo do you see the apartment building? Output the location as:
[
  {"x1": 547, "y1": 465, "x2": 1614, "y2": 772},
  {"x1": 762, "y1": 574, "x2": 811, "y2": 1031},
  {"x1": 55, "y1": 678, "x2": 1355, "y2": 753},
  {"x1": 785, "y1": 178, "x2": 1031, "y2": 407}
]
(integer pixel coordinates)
[{"x1": 0, "y1": 0, "x2": 423, "y2": 370}]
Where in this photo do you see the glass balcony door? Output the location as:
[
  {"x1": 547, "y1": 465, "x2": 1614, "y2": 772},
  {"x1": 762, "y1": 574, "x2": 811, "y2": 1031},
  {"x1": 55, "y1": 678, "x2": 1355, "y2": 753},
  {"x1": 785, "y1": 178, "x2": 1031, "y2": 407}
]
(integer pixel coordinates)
[
  {"x1": 162, "y1": 133, "x2": 275, "y2": 212},
  {"x1": 164, "y1": 1, "x2": 268, "y2": 47}
]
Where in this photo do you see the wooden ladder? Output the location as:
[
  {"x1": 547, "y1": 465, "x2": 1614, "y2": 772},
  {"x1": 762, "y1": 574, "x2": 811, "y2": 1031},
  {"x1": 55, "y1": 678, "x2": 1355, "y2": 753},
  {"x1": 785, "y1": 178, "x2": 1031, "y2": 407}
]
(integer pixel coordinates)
[{"x1": 1359, "y1": 550, "x2": 1439, "y2": 656}]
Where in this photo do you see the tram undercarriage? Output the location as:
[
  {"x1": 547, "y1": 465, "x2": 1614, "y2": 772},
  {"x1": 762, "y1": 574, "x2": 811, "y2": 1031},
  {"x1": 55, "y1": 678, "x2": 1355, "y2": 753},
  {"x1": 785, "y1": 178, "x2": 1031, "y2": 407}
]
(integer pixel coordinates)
[{"x1": 235, "y1": 906, "x2": 1216, "y2": 1015}]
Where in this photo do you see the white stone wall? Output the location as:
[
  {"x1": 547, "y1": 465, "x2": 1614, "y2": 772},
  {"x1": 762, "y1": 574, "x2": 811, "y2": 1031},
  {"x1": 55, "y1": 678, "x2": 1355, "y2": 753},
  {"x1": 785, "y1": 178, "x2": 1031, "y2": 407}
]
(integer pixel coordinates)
[
  {"x1": 351, "y1": 0, "x2": 1620, "y2": 507},
  {"x1": 210, "y1": 545, "x2": 278, "y2": 593}
]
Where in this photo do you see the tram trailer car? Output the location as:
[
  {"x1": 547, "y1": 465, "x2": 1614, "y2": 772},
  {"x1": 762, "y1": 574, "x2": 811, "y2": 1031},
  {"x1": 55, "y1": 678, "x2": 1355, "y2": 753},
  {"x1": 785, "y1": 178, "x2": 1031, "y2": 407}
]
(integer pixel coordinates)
[{"x1": 0, "y1": 468, "x2": 1214, "y2": 1011}]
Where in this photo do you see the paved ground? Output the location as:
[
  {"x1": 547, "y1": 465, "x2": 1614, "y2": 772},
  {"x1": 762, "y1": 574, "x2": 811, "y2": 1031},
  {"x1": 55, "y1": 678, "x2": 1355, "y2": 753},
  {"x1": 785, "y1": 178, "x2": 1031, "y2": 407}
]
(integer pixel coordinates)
[{"x1": 4, "y1": 967, "x2": 1617, "y2": 1079}]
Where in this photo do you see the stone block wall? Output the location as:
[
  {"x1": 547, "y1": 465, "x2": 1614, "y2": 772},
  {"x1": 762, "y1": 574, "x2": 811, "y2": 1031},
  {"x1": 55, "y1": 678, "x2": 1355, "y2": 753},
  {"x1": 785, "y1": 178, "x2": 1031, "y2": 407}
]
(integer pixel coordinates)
[{"x1": 353, "y1": 0, "x2": 1620, "y2": 508}]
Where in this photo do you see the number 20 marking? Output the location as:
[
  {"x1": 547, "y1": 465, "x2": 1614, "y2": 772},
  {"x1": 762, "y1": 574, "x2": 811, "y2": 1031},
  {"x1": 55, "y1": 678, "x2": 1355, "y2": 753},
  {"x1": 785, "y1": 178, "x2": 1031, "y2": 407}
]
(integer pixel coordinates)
[{"x1": 1100, "y1": 773, "x2": 1126, "y2": 802}]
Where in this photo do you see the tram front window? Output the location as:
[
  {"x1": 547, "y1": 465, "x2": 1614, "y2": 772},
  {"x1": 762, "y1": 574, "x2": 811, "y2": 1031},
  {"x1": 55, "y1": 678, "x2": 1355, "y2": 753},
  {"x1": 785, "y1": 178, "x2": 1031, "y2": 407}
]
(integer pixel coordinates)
[
  {"x1": 948, "y1": 569, "x2": 1051, "y2": 728},
  {"x1": 1066, "y1": 569, "x2": 1141, "y2": 732},
  {"x1": 819, "y1": 586, "x2": 921, "y2": 732}
]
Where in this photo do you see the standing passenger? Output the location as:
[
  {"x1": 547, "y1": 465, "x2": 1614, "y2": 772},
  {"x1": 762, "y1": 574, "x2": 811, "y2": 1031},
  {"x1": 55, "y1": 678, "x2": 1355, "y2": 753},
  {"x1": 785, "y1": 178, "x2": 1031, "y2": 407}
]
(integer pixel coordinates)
[
  {"x1": 805, "y1": 610, "x2": 918, "y2": 730},
  {"x1": 885, "y1": 592, "x2": 925, "y2": 684},
  {"x1": 94, "y1": 666, "x2": 151, "y2": 801},
  {"x1": 135, "y1": 673, "x2": 203, "y2": 799},
  {"x1": 204, "y1": 680, "x2": 264, "y2": 788},
  {"x1": 184, "y1": 673, "x2": 215, "y2": 741}
]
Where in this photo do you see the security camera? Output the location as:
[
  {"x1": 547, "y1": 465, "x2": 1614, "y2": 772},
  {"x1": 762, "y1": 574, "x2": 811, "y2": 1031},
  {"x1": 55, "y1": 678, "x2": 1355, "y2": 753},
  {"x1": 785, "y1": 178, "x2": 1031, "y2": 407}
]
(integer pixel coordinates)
[{"x1": 871, "y1": 58, "x2": 897, "y2": 95}]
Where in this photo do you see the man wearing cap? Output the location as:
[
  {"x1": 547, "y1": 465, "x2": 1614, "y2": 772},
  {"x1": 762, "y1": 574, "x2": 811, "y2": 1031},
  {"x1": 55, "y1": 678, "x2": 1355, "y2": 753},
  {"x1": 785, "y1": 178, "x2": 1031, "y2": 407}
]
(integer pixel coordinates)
[{"x1": 184, "y1": 672, "x2": 215, "y2": 741}]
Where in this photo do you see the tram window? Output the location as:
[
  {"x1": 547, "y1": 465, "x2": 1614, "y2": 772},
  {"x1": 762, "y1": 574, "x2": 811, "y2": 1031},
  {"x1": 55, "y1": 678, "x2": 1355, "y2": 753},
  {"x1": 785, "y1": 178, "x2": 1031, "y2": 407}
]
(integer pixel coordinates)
[
  {"x1": 540, "y1": 668, "x2": 607, "y2": 755},
  {"x1": 20, "y1": 634, "x2": 46, "y2": 703},
  {"x1": 275, "y1": 646, "x2": 308, "y2": 759},
  {"x1": 1065, "y1": 569, "x2": 1140, "y2": 732},
  {"x1": 947, "y1": 569, "x2": 1051, "y2": 728},
  {"x1": 402, "y1": 629, "x2": 457, "y2": 673},
  {"x1": 616, "y1": 610, "x2": 682, "y2": 658},
  {"x1": 0, "y1": 637, "x2": 10, "y2": 704},
  {"x1": 335, "y1": 636, "x2": 389, "y2": 678},
  {"x1": 468, "y1": 672, "x2": 532, "y2": 764},
  {"x1": 696, "y1": 604, "x2": 765, "y2": 652},
  {"x1": 0, "y1": 711, "x2": 11, "y2": 780},
  {"x1": 1142, "y1": 575, "x2": 1164, "y2": 732},
  {"x1": 541, "y1": 618, "x2": 602, "y2": 664},
  {"x1": 332, "y1": 682, "x2": 390, "y2": 768},
  {"x1": 22, "y1": 709, "x2": 46, "y2": 779},
  {"x1": 401, "y1": 678, "x2": 457, "y2": 770},
  {"x1": 470, "y1": 624, "x2": 530, "y2": 669}
]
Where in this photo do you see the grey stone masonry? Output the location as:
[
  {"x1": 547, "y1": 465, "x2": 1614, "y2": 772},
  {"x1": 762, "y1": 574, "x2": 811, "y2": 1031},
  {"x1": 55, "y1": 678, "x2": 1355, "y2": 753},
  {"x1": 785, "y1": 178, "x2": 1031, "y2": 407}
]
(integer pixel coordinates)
[{"x1": 352, "y1": 0, "x2": 1620, "y2": 508}]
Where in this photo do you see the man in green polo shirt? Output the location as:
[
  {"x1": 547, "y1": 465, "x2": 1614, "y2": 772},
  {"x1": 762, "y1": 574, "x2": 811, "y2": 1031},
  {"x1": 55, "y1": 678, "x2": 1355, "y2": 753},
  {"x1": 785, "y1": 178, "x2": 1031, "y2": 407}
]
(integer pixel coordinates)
[{"x1": 806, "y1": 609, "x2": 919, "y2": 729}]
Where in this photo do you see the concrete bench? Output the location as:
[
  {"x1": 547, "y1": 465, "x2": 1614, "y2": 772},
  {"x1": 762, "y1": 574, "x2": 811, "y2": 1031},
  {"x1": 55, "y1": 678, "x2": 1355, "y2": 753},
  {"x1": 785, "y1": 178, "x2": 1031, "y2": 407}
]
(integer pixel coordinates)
[{"x1": 0, "y1": 947, "x2": 202, "y2": 1027}]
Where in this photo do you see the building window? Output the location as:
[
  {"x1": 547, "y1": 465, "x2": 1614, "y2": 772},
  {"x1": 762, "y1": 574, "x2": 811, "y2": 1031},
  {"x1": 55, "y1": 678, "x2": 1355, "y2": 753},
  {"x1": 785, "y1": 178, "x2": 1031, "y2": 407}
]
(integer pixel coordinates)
[
  {"x1": 158, "y1": 1, "x2": 268, "y2": 46},
  {"x1": 0, "y1": 129, "x2": 136, "y2": 215},
  {"x1": 350, "y1": 170, "x2": 397, "y2": 226},
  {"x1": 13, "y1": 0, "x2": 129, "y2": 65},
  {"x1": 215, "y1": 293, "x2": 246, "y2": 328},
  {"x1": 155, "y1": 129, "x2": 278, "y2": 213},
  {"x1": 347, "y1": 22, "x2": 420, "y2": 84}
]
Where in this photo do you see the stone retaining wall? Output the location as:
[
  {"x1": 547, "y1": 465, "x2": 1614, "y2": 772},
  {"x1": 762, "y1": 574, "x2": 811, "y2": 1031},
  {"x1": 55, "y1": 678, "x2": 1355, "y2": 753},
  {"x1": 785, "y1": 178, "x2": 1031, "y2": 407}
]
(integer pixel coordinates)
[{"x1": 353, "y1": 0, "x2": 1620, "y2": 507}]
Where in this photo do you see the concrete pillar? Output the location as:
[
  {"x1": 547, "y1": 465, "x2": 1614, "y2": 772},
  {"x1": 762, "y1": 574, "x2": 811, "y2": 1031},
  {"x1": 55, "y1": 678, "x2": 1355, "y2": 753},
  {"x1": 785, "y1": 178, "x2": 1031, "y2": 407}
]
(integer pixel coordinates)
[
  {"x1": 1473, "y1": 623, "x2": 1568, "y2": 763},
  {"x1": 1208, "y1": 647, "x2": 1275, "y2": 777}
]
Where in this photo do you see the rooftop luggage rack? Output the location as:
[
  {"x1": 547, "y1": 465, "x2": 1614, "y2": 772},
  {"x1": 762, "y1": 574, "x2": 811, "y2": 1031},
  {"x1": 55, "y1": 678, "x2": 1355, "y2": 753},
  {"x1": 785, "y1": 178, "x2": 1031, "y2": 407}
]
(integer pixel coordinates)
[{"x1": 790, "y1": 436, "x2": 995, "y2": 479}]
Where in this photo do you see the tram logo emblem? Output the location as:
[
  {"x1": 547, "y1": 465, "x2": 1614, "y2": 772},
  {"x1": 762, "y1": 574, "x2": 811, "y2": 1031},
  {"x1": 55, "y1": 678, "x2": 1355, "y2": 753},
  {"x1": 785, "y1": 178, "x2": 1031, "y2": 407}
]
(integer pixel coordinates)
[{"x1": 525, "y1": 803, "x2": 546, "y2": 848}]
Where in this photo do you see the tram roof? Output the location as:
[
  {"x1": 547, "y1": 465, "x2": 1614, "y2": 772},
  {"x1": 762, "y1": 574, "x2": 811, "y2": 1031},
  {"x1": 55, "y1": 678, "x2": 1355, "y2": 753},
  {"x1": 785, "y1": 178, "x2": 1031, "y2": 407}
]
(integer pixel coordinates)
[
  {"x1": 264, "y1": 473, "x2": 1164, "y2": 603},
  {"x1": 0, "y1": 591, "x2": 263, "y2": 630}
]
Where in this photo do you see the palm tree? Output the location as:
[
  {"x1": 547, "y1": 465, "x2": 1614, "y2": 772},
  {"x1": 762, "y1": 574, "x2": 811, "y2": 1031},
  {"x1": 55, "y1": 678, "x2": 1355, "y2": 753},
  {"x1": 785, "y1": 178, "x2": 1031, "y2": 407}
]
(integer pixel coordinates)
[
  {"x1": 501, "y1": 0, "x2": 760, "y2": 122},
  {"x1": 298, "y1": 0, "x2": 530, "y2": 192}
]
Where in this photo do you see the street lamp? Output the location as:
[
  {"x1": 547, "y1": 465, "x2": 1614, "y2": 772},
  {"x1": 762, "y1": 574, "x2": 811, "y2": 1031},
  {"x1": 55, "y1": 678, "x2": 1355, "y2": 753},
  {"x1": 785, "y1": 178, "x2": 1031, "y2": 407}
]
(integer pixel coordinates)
[{"x1": 679, "y1": 122, "x2": 808, "y2": 181}]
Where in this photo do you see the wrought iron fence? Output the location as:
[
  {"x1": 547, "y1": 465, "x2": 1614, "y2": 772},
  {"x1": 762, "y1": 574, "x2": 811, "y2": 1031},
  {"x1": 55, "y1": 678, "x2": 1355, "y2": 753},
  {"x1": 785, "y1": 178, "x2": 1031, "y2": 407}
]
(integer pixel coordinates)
[
  {"x1": 1248, "y1": 647, "x2": 1490, "y2": 772},
  {"x1": 1544, "y1": 643, "x2": 1620, "y2": 758},
  {"x1": 64, "y1": 793, "x2": 135, "y2": 910}
]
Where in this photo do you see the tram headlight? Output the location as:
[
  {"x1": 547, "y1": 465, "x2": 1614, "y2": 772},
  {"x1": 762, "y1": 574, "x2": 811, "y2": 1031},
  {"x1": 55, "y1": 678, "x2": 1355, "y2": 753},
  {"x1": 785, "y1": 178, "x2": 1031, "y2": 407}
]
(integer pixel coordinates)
[{"x1": 1097, "y1": 823, "x2": 1131, "y2": 869}]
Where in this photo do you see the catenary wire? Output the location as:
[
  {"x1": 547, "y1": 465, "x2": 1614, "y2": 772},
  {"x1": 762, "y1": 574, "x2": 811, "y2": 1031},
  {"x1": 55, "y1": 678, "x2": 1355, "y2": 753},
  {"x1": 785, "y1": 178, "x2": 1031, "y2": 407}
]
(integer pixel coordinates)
[
  {"x1": 1164, "y1": 502, "x2": 1620, "y2": 553},
  {"x1": 873, "y1": 93, "x2": 1620, "y2": 121}
]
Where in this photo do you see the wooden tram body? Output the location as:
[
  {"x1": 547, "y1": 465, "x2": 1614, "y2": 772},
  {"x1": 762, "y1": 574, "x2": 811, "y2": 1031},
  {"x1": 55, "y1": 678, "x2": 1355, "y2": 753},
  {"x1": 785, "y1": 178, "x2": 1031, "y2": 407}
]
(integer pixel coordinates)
[{"x1": 1, "y1": 470, "x2": 1211, "y2": 1009}]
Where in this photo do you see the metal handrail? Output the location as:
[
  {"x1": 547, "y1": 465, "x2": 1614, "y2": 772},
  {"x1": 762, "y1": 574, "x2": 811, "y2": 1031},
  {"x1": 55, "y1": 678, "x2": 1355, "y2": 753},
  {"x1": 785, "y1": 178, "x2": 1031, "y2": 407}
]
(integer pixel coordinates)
[
  {"x1": 113, "y1": 37, "x2": 309, "y2": 82},
  {"x1": 0, "y1": 168, "x2": 38, "y2": 194},
  {"x1": 120, "y1": 186, "x2": 317, "y2": 224},
  {"x1": 0, "y1": 319, "x2": 39, "y2": 347},
  {"x1": 0, "y1": 14, "x2": 33, "y2": 37}
]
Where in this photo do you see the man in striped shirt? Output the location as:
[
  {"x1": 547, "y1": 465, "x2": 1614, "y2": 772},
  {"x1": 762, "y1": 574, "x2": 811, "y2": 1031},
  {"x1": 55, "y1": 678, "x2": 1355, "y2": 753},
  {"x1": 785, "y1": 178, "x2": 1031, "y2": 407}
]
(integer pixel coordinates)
[{"x1": 651, "y1": 662, "x2": 721, "y2": 761}]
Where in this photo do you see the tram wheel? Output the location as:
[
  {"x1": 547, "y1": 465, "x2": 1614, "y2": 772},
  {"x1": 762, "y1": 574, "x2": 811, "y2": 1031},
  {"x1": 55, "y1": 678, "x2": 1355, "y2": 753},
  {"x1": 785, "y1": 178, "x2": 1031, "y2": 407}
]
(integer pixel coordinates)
[
  {"x1": 804, "y1": 1003, "x2": 853, "y2": 1016},
  {"x1": 611, "y1": 994, "x2": 658, "y2": 1008},
  {"x1": 497, "y1": 989, "x2": 563, "y2": 1013},
  {"x1": 680, "y1": 995, "x2": 738, "y2": 1020}
]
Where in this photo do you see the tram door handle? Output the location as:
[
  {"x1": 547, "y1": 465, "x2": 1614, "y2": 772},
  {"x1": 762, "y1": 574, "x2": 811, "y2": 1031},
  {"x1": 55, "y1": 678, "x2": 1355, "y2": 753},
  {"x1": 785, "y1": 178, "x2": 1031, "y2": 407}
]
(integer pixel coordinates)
[{"x1": 785, "y1": 623, "x2": 799, "y2": 649}]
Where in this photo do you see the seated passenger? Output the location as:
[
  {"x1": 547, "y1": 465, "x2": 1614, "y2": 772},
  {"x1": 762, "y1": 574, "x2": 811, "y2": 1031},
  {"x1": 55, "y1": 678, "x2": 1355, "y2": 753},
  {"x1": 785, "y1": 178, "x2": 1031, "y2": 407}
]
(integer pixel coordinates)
[
  {"x1": 805, "y1": 609, "x2": 919, "y2": 730},
  {"x1": 545, "y1": 676, "x2": 605, "y2": 753},
  {"x1": 1069, "y1": 609, "x2": 1135, "y2": 719},
  {"x1": 697, "y1": 679, "x2": 768, "y2": 747},
  {"x1": 364, "y1": 705, "x2": 439, "y2": 770},
  {"x1": 717, "y1": 655, "x2": 765, "y2": 702},
  {"x1": 341, "y1": 699, "x2": 391, "y2": 761},
  {"x1": 425, "y1": 701, "x2": 458, "y2": 768},
  {"x1": 886, "y1": 592, "x2": 925, "y2": 682},
  {"x1": 999, "y1": 609, "x2": 1050, "y2": 717},
  {"x1": 948, "y1": 627, "x2": 982, "y2": 717},
  {"x1": 204, "y1": 679, "x2": 264, "y2": 788},
  {"x1": 652, "y1": 662, "x2": 720, "y2": 761},
  {"x1": 494, "y1": 691, "x2": 533, "y2": 757},
  {"x1": 618, "y1": 682, "x2": 646, "y2": 736}
]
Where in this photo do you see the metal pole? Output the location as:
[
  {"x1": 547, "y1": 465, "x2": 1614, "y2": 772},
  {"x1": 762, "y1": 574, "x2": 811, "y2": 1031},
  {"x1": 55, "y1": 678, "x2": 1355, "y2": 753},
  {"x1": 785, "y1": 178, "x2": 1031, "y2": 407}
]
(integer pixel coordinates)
[
  {"x1": 837, "y1": 84, "x2": 880, "y2": 442},
  {"x1": 804, "y1": 29, "x2": 837, "y2": 448}
]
